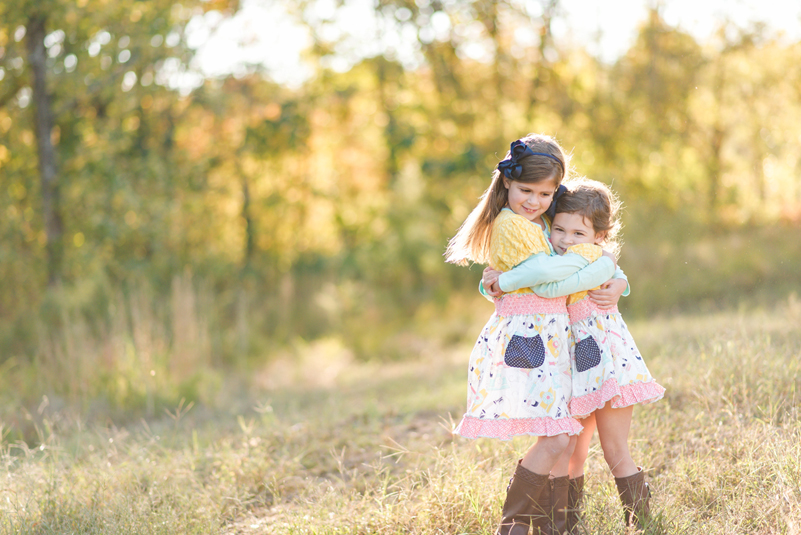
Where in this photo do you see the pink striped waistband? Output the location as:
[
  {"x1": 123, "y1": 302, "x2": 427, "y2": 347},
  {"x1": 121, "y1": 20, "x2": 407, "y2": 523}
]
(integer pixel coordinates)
[
  {"x1": 567, "y1": 298, "x2": 619, "y2": 323},
  {"x1": 495, "y1": 293, "x2": 567, "y2": 316}
]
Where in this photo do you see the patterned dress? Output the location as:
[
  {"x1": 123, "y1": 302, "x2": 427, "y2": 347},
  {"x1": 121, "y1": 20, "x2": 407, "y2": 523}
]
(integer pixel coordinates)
[
  {"x1": 564, "y1": 251, "x2": 665, "y2": 418},
  {"x1": 454, "y1": 211, "x2": 603, "y2": 440}
]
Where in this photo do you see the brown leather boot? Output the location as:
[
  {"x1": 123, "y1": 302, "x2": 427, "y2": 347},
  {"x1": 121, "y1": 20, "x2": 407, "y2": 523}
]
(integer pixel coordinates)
[
  {"x1": 565, "y1": 475, "x2": 584, "y2": 534},
  {"x1": 614, "y1": 467, "x2": 651, "y2": 530},
  {"x1": 497, "y1": 461, "x2": 550, "y2": 535},
  {"x1": 544, "y1": 476, "x2": 569, "y2": 535}
]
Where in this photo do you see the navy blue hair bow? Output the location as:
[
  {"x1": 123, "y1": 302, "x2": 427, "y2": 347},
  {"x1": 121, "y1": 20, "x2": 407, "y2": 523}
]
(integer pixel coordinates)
[
  {"x1": 497, "y1": 140, "x2": 565, "y2": 180},
  {"x1": 497, "y1": 140, "x2": 533, "y2": 179},
  {"x1": 544, "y1": 184, "x2": 568, "y2": 221}
]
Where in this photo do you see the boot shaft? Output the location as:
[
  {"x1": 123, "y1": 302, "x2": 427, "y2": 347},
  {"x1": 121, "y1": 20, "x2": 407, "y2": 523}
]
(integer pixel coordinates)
[
  {"x1": 565, "y1": 475, "x2": 584, "y2": 534},
  {"x1": 542, "y1": 476, "x2": 569, "y2": 535},
  {"x1": 614, "y1": 467, "x2": 651, "y2": 529},
  {"x1": 497, "y1": 461, "x2": 550, "y2": 535}
]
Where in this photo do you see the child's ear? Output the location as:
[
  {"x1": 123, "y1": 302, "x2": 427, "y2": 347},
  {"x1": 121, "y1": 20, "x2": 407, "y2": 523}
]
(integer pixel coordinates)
[
  {"x1": 594, "y1": 231, "x2": 607, "y2": 245},
  {"x1": 502, "y1": 177, "x2": 511, "y2": 189}
]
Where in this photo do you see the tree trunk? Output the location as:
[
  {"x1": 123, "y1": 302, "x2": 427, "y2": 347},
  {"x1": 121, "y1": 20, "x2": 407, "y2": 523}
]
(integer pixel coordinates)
[
  {"x1": 241, "y1": 173, "x2": 255, "y2": 266},
  {"x1": 708, "y1": 61, "x2": 726, "y2": 217},
  {"x1": 375, "y1": 58, "x2": 399, "y2": 186},
  {"x1": 709, "y1": 125, "x2": 723, "y2": 213},
  {"x1": 528, "y1": 0, "x2": 558, "y2": 122},
  {"x1": 26, "y1": 14, "x2": 63, "y2": 286}
]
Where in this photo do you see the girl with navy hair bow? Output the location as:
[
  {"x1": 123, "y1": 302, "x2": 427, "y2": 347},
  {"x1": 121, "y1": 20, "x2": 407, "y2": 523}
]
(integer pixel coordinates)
[{"x1": 446, "y1": 133, "x2": 627, "y2": 534}]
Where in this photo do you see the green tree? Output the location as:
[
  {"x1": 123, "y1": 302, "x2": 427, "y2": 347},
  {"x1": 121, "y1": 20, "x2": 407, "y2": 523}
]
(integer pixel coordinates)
[{"x1": 0, "y1": 0, "x2": 239, "y2": 292}]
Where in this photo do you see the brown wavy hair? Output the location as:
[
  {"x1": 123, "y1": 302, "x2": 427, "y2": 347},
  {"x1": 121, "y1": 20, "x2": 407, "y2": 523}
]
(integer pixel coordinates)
[{"x1": 445, "y1": 133, "x2": 569, "y2": 266}]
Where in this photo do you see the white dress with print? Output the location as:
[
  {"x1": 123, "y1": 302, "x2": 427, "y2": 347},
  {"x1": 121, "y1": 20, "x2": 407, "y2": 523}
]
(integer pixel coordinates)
[{"x1": 454, "y1": 211, "x2": 594, "y2": 439}]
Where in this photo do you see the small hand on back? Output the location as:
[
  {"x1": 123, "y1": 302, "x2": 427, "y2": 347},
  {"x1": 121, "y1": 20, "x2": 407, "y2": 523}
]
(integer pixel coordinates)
[
  {"x1": 588, "y1": 278, "x2": 627, "y2": 309},
  {"x1": 482, "y1": 266, "x2": 503, "y2": 297}
]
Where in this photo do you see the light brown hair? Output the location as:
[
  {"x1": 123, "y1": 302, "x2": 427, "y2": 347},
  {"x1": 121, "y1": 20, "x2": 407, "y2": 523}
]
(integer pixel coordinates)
[
  {"x1": 555, "y1": 176, "x2": 622, "y2": 257},
  {"x1": 445, "y1": 133, "x2": 568, "y2": 266}
]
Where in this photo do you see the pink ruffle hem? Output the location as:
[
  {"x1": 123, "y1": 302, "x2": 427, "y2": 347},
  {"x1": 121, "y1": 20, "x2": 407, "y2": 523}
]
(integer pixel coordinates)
[
  {"x1": 455, "y1": 415, "x2": 584, "y2": 440},
  {"x1": 569, "y1": 378, "x2": 666, "y2": 418}
]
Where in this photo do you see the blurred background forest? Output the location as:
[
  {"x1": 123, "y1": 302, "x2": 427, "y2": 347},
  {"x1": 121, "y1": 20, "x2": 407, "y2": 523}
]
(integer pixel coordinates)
[{"x1": 2, "y1": 0, "x2": 801, "y2": 419}]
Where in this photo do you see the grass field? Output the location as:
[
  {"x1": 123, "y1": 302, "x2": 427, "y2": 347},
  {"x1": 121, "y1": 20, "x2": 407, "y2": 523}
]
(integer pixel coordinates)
[{"x1": 2, "y1": 296, "x2": 801, "y2": 534}]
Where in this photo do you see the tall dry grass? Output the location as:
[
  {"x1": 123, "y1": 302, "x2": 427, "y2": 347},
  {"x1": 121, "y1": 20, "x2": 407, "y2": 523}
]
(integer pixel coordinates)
[
  {"x1": 1, "y1": 296, "x2": 800, "y2": 533},
  {"x1": 0, "y1": 272, "x2": 220, "y2": 440}
]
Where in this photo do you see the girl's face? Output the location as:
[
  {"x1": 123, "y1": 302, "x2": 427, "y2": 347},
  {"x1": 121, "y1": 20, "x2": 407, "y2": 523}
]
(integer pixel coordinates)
[
  {"x1": 503, "y1": 176, "x2": 558, "y2": 225},
  {"x1": 550, "y1": 212, "x2": 605, "y2": 255}
]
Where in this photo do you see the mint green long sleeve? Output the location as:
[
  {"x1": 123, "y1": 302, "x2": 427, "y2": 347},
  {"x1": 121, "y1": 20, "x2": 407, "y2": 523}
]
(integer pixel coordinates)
[
  {"x1": 480, "y1": 262, "x2": 630, "y2": 300},
  {"x1": 497, "y1": 252, "x2": 591, "y2": 293},
  {"x1": 530, "y1": 262, "x2": 624, "y2": 298},
  {"x1": 497, "y1": 253, "x2": 614, "y2": 294},
  {"x1": 518, "y1": 264, "x2": 630, "y2": 298},
  {"x1": 477, "y1": 252, "x2": 616, "y2": 299}
]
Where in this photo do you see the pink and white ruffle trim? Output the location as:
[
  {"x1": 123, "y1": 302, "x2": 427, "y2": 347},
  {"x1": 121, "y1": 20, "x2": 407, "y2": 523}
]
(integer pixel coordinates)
[
  {"x1": 569, "y1": 379, "x2": 666, "y2": 419},
  {"x1": 454, "y1": 415, "x2": 583, "y2": 440}
]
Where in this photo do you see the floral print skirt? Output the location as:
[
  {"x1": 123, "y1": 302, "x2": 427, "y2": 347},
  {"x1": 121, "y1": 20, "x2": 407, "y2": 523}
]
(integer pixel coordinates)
[
  {"x1": 454, "y1": 293, "x2": 583, "y2": 440},
  {"x1": 567, "y1": 298, "x2": 665, "y2": 418}
]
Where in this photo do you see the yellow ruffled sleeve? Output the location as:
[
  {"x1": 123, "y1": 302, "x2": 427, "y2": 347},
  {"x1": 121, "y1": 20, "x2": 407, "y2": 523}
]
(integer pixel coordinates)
[
  {"x1": 564, "y1": 243, "x2": 603, "y2": 304},
  {"x1": 489, "y1": 211, "x2": 551, "y2": 271}
]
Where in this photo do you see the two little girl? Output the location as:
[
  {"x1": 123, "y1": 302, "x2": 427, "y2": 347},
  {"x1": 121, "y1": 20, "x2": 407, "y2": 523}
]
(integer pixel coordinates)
[{"x1": 446, "y1": 134, "x2": 664, "y2": 534}]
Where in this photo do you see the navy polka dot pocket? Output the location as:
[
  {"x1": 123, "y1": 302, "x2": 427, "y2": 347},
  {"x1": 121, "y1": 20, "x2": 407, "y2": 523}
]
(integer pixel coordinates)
[
  {"x1": 504, "y1": 334, "x2": 546, "y2": 369},
  {"x1": 575, "y1": 337, "x2": 602, "y2": 372}
]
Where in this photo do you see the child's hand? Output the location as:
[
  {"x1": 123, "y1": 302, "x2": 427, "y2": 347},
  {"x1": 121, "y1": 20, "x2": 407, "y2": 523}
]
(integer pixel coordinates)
[
  {"x1": 601, "y1": 249, "x2": 617, "y2": 268},
  {"x1": 588, "y1": 278, "x2": 627, "y2": 309},
  {"x1": 488, "y1": 280, "x2": 502, "y2": 296},
  {"x1": 482, "y1": 267, "x2": 503, "y2": 297}
]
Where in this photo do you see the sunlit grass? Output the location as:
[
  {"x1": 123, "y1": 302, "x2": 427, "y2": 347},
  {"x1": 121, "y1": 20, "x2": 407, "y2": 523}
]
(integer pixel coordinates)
[{"x1": 1, "y1": 298, "x2": 800, "y2": 533}]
